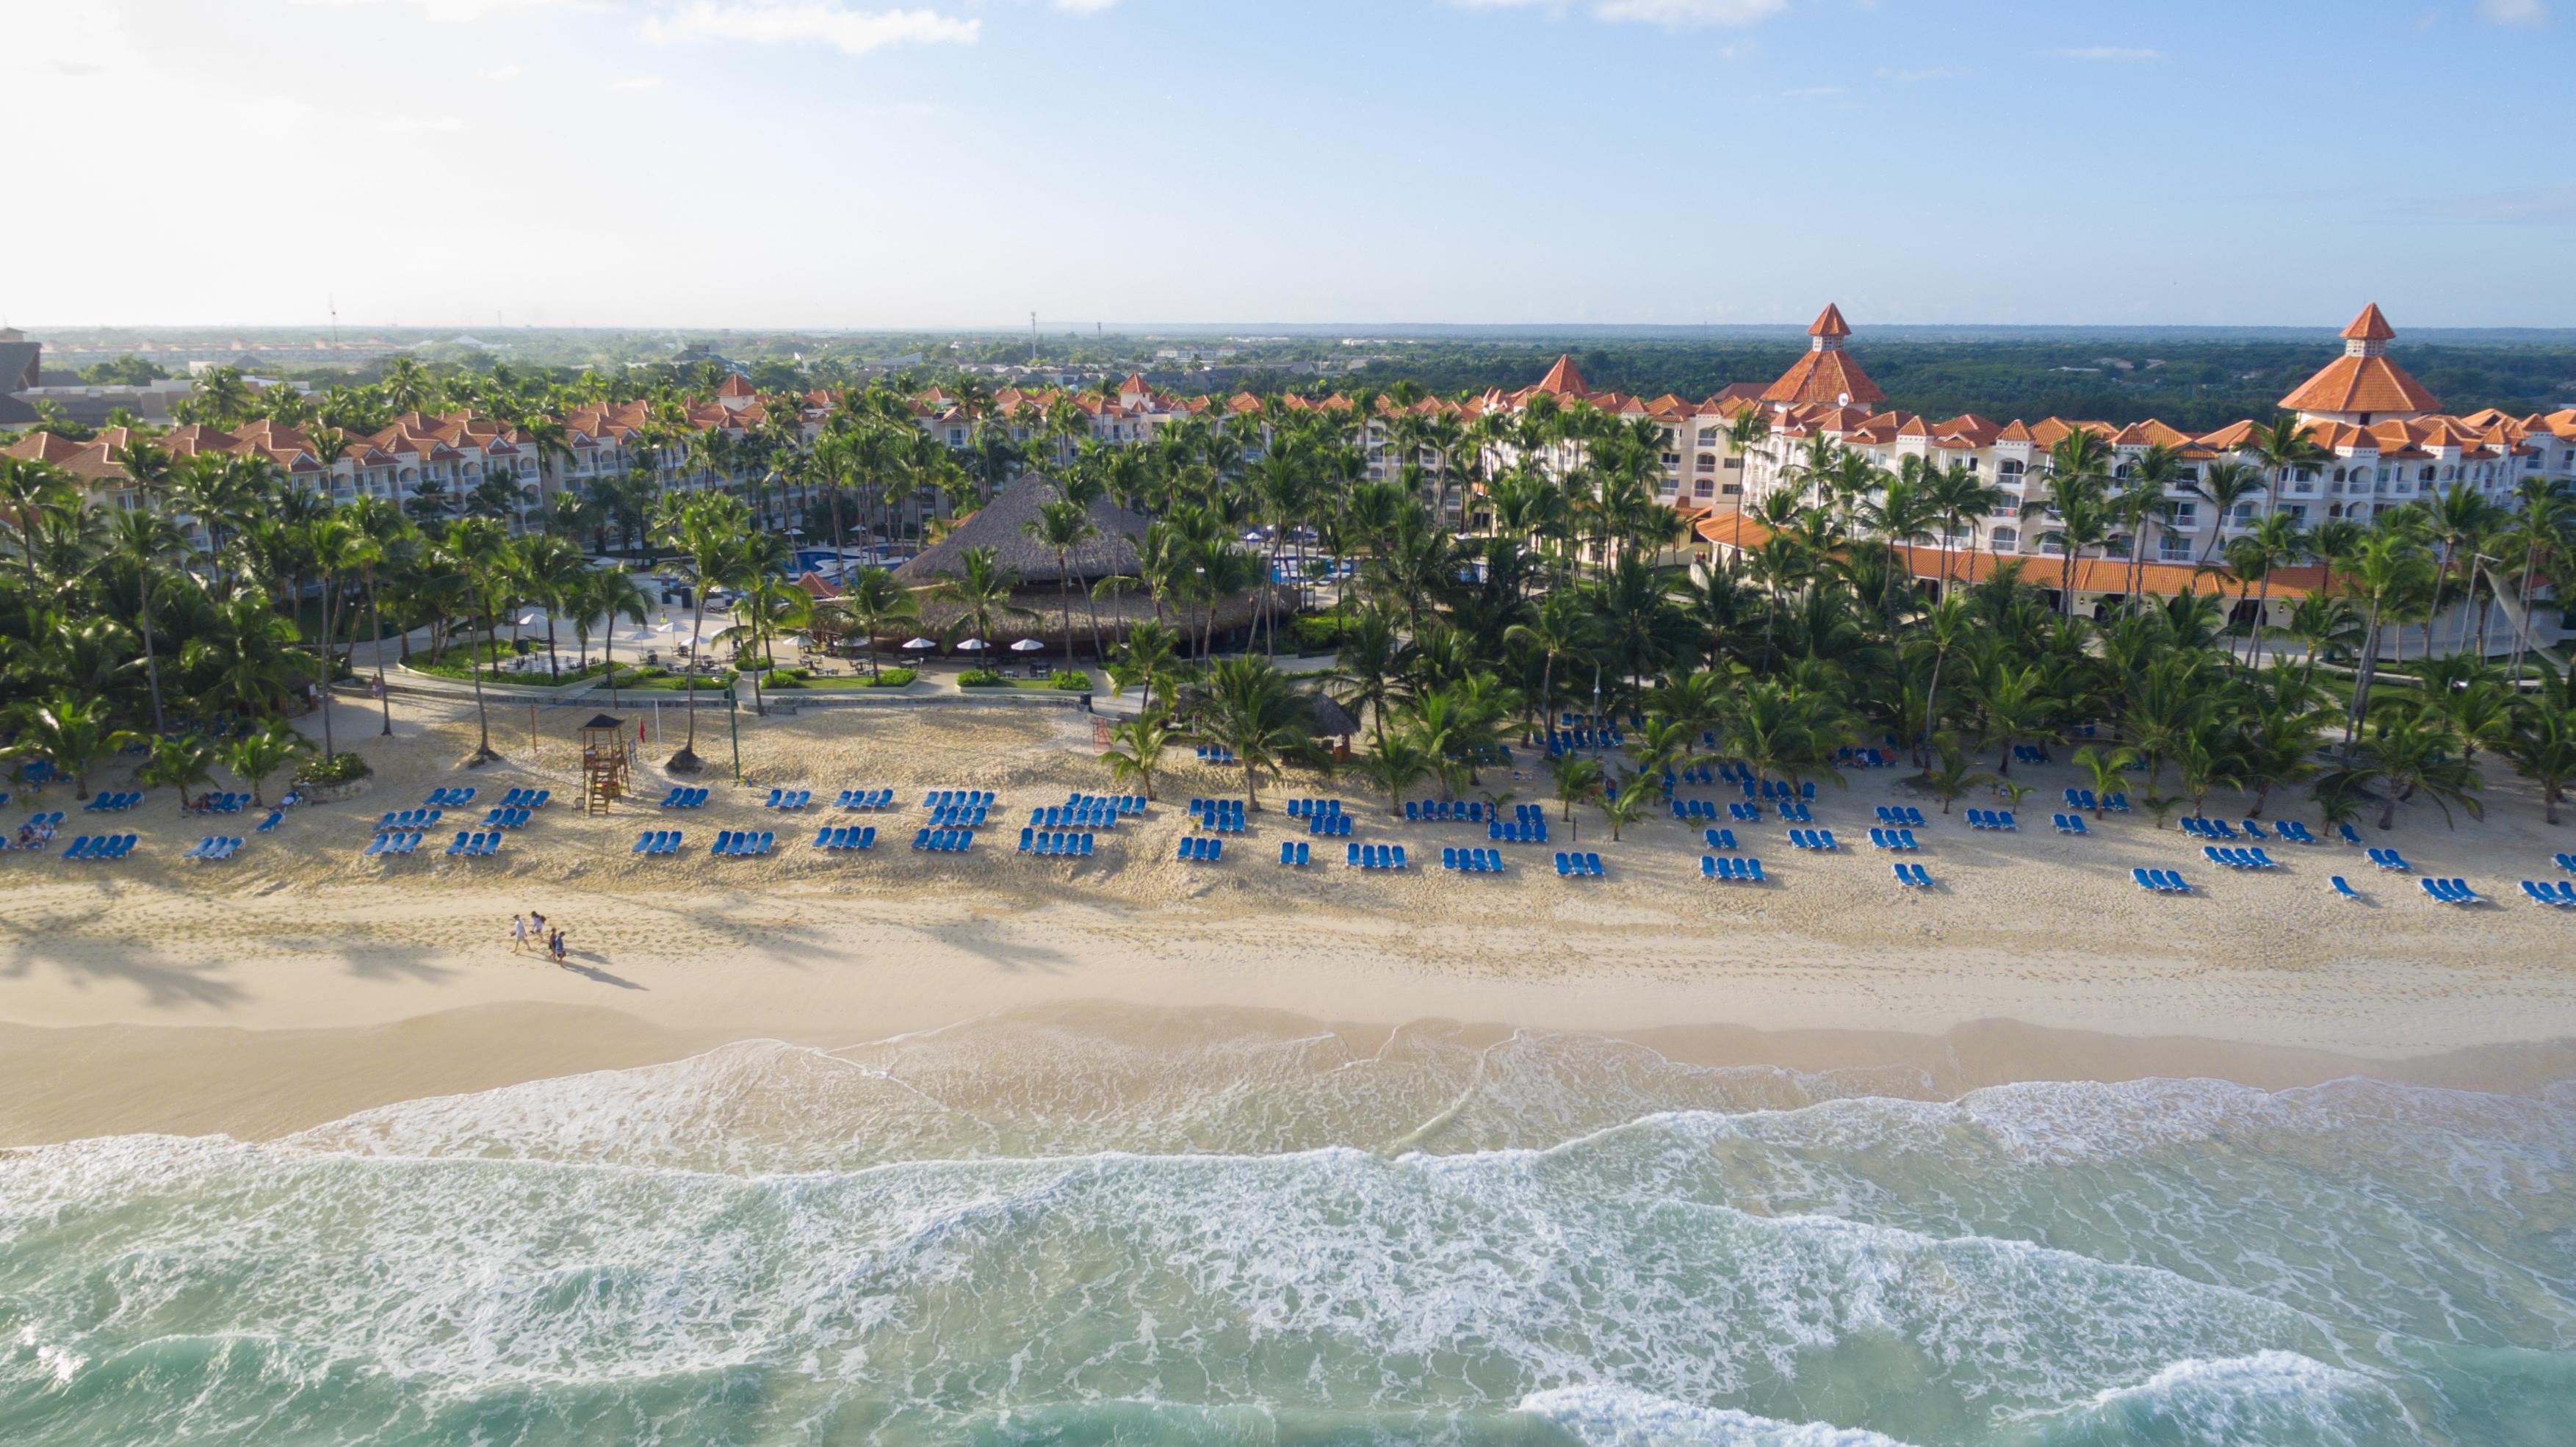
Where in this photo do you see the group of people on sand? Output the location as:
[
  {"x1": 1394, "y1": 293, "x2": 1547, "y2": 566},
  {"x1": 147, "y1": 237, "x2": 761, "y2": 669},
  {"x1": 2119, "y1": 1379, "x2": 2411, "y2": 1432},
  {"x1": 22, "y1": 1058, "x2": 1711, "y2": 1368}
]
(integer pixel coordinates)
[
  {"x1": 510, "y1": 910, "x2": 569, "y2": 964},
  {"x1": 12, "y1": 818, "x2": 57, "y2": 851}
]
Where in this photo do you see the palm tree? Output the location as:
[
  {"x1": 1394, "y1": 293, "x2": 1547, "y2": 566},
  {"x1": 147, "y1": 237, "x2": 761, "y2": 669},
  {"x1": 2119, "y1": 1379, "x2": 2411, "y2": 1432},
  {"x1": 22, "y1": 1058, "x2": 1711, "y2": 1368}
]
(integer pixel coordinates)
[
  {"x1": 2502, "y1": 681, "x2": 2576, "y2": 825},
  {"x1": 1, "y1": 455, "x2": 76, "y2": 605},
  {"x1": 1099, "y1": 707, "x2": 1180, "y2": 802},
  {"x1": 1349, "y1": 735, "x2": 1435, "y2": 817},
  {"x1": 137, "y1": 732, "x2": 222, "y2": 810},
  {"x1": 931, "y1": 546, "x2": 1038, "y2": 657},
  {"x1": 1189, "y1": 656, "x2": 1316, "y2": 810},
  {"x1": 654, "y1": 492, "x2": 751, "y2": 771},
  {"x1": 2, "y1": 692, "x2": 136, "y2": 801},
  {"x1": 223, "y1": 718, "x2": 314, "y2": 808},
  {"x1": 1025, "y1": 496, "x2": 1097, "y2": 672},
  {"x1": 1919, "y1": 733, "x2": 1995, "y2": 814},
  {"x1": 818, "y1": 566, "x2": 919, "y2": 680},
  {"x1": 2317, "y1": 712, "x2": 2483, "y2": 831},
  {"x1": 1546, "y1": 752, "x2": 1603, "y2": 822},
  {"x1": 1593, "y1": 768, "x2": 1655, "y2": 842},
  {"x1": 184, "y1": 591, "x2": 303, "y2": 721},
  {"x1": 96, "y1": 506, "x2": 190, "y2": 735},
  {"x1": 1969, "y1": 663, "x2": 2057, "y2": 776},
  {"x1": 2071, "y1": 745, "x2": 2135, "y2": 819},
  {"x1": 436, "y1": 515, "x2": 515, "y2": 766},
  {"x1": 2187, "y1": 461, "x2": 2265, "y2": 567},
  {"x1": 583, "y1": 567, "x2": 654, "y2": 709}
]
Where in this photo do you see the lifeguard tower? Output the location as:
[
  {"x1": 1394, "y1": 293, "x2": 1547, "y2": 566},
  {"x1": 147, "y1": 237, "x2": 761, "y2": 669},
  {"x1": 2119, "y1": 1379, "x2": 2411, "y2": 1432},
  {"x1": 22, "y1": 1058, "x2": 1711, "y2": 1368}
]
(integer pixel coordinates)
[{"x1": 578, "y1": 713, "x2": 633, "y2": 815}]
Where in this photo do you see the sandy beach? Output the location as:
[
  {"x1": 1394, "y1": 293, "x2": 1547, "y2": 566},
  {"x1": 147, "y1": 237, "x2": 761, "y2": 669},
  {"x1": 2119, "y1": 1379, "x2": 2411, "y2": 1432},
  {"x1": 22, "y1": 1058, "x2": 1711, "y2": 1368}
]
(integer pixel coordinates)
[{"x1": 4, "y1": 694, "x2": 2574, "y2": 1143}]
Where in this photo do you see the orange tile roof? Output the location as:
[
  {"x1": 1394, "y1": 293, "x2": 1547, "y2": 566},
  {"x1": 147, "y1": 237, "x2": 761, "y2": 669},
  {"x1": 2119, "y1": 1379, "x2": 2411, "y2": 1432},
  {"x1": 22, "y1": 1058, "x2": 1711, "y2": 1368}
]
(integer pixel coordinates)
[
  {"x1": 1691, "y1": 508, "x2": 2326, "y2": 600},
  {"x1": 1534, "y1": 355, "x2": 1589, "y2": 397},
  {"x1": 1808, "y1": 303, "x2": 1852, "y2": 339},
  {"x1": 2279, "y1": 354, "x2": 2442, "y2": 416},
  {"x1": 2340, "y1": 303, "x2": 2396, "y2": 342},
  {"x1": 1760, "y1": 347, "x2": 1885, "y2": 408}
]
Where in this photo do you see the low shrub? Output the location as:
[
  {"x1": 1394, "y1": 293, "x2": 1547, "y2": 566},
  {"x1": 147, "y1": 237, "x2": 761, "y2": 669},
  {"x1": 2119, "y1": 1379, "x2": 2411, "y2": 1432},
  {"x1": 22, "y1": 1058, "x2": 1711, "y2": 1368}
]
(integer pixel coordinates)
[
  {"x1": 1049, "y1": 670, "x2": 1091, "y2": 691},
  {"x1": 867, "y1": 668, "x2": 920, "y2": 688},
  {"x1": 295, "y1": 752, "x2": 372, "y2": 786},
  {"x1": 1286, "y1": 613, "x2": 1352, "y2": 654},
  {"x1": 957, "y1": 668, "x2": 1003, "y2": 688}
]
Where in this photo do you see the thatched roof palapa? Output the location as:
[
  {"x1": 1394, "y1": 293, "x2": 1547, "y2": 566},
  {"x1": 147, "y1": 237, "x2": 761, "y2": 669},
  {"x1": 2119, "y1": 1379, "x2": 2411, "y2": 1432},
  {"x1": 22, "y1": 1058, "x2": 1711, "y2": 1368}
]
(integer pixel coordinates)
[{"x1": 890, "y1": 472, "x2": 1150, "y2": 588}]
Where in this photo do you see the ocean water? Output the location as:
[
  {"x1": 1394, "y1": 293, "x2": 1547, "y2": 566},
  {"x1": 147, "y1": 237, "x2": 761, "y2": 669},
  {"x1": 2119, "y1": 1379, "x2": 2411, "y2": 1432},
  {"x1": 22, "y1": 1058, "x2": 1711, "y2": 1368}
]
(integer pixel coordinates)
[{"x1": 2, "y1": 1010, "x2": 2570, "y2": 1446}]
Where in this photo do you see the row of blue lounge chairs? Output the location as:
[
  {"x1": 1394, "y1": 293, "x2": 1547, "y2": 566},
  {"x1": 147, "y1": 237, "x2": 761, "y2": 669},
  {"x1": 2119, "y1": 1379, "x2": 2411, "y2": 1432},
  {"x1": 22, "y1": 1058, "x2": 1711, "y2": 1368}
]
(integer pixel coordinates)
[
  {"x1": 2010, "y1": 745, "x2": 2052, "y2": 765},
  {"x1": 2132, "y1": 867, "x2": 2193, "y2": 893},
  {"x1": 2051, "y1": 814, "x2": 2092, "y2": 836},
  {"x1": 1674, "y1": 800, "x2": 1722, "y2": 822},
  {"x1": 1029, "y1": 806, "x2": 1119, "y2": 831},
  {"x1": 1665, "y1": 765, "x2": 1718, "y2": 787},
  {"x1": 708, "y1": 830, "x2": 774, "y2": 856},
  {"x1": 1403, "y1": 800, "x2": 1488, "y2": 823},
  {"x1": 1278, "y1": 841, "x2": 1313, "y2": 866},
  {"x1": 61, "y1": 834, "x2": 138, "y2": 860},
  {"x1": 2420, "y1": 878, "x2": 2484, "y2": 905},
  {"x1": 378, "y1": 809, "x2": 443, "y2": 832},
  {"x1": 913, "y1": 829, "x2": 974, "y2": 854},
  {"x1": 182, "y1": 837, "x2": 244, "y2": 861},
  {"x1": 1543, "y1": 729, "x2": 1624, "y2": 753},
  {"x1": 2554, "y1": 853, "x2": 2576, "y2": 873},
  {"x1": 423, "y1": 787, "x2": 477, "y2": 808},
  {"x1": 923, "y1": 790, "x2": 997, "y2": 811},
  {"x1": 1489, "y1": 820, "x2": 1550, "y2": 845},
  {"x1": 1441, "y1": 847, "x2": 1506, "y2": 873},
  {"x1": 444, "y1": 831, "x2": 505, "y2": 857},
  {"x1": 1554, "y1": 851, "x2": 1607, "y2": 877},
  {"x1": 2367, "y1": 848, "x2": 2414, "y2": 872},
  {"x1": 763, "y1": 790, "x2": 814, "y2": 811},
  {"x1": 1964, "y1": 809, "x2": 2018, "y2": 831},
  {"x1": 1875, "y1": 806, "x2": 1929, "y2": 828},
  {"x1": 1786, "y1": 829, "x2": 1839, "y2": 852},
  {"x1": 657, "y1": 787, "x2": 712, "y2": 809},
  {"x1": 837, "y1": 789, "x2": 899, "y2": 811},
  {"x1": 496, "y1": 787, "x2": 551, "y2": 809},
  {"x1": 2204, "y1": 845, "x2": 2281, "y2": 870},
  {"x1": 1868, "y1": 827, "x2": 1923, "y2": 851},
  {"x1": 1062, "y1": 793, "x2": 1145, "y2": 815},
  {"x1": 1308, "y1": 812, "x2": 1354, "y2": 837},
  {"x1": 631, "y1": 831, "x2": 688, "y2": 855},
  {"x1": 1019, "y1": 829, "x2": 1094, "y2": 856},
  {"x1": 481, "y1": 808, "x2": 535, "y2": 831},
  {"x1": 1701, "y1": 829, "x2": 1739, "y2": 851},
  {"x1": 1194, "y1": 745, "x2": 1238, "y2": 764},
  {"x1": 813, "y1": 826, "x2": 878, "y2": 851},
  {"x1": 1892, "y1": 862, "x2": 1934, "y2": 888},
  {"x1": 1189, "y1": 799, "x2": 1247, "y2": 832},
  {"x1": 1839, "y1": 747, "x2": 1897, "y2": 768},
  {"x1": 1178, "y1": 836, "x2": 1224, "y2": 862},
  {"x1": 82, "y1": 791, "x2": 145, "y2": 812},
  {"x1": 190, "y1": 792, "x2": 254, "y2": 815},
  {"x1": 1702, "y1": 855, "x2": 1765, "y2": 881},
  {"x1": 1349, "y1": 844, "x2": 1408, "y2": 870},
  {"x1": 1285, "y1": 798, "x2": 1344, "y2": 818},
  {"x1": 1743, "y1": 779, "x2": 1819, "y2": 804},
  {"x1": 2061, "y1": 789, "x2": 2132, "y2": 812},
  {"x1": 364, "y1": 832, "x2": 425, "y2": 856},
  {"x1": 926, "y1": 806, "x2": 990, "y2": 829},
  {"x1": 2517, "y1": 880, "x2": 2576, "y2": 907}
]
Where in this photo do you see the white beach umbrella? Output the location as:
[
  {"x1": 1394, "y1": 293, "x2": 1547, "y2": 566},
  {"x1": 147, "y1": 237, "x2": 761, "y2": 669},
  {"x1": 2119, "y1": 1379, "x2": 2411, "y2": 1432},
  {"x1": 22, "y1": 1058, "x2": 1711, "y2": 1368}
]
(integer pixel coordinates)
[
  {"x1": 1009, "y1": 638, "x2": 1047, "y2": 653},
  {"x1": 901, "y1": 638, "x2": 938, "y2": 652},
  {"x1": 956, "y1": 638, "x2": 991, "y2": 652}
]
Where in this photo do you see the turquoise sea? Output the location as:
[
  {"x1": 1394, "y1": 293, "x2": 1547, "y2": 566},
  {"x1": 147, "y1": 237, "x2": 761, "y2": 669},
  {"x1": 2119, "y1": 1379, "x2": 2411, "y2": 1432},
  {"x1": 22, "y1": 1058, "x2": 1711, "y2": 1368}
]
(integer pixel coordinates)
[{"x1": 2, "y1": 1010, "x2": 2569, "y2": 1446}]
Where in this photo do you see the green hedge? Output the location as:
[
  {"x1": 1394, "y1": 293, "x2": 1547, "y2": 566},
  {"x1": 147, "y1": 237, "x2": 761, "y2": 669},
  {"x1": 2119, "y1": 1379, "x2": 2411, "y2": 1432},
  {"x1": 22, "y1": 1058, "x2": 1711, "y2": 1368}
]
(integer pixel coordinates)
[
  {"x1": 295, "y1": 752, "x2": 372, "y2": 785},
  {"x1": 957, "y1": 668, "x2": 1004, "y2": 688},
  {"x1": 1050, "y1": 670, "x2": 1091, "y2": 691},
  {"x1": 1287, "y1": 613, "x2": 1354, "y2": 654},
  {"x1": 867, "y1": 668, "x2": 919, "y2": 688}
]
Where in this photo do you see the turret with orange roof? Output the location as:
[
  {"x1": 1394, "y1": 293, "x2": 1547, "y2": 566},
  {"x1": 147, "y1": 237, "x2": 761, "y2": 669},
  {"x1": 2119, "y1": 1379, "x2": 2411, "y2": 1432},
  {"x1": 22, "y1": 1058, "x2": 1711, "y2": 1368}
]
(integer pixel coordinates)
[
  {"x1": 1760, "y1": 304, "x2": 1886, "y2": 409},
  {"x1": 2279, "y1": 304, "x2": 2439, "y2": 423}
]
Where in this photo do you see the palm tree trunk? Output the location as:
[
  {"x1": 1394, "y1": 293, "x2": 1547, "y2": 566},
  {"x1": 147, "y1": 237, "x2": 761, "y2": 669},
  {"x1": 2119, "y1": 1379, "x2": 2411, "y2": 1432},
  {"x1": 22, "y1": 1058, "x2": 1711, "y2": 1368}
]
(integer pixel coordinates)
[
  {"x1": 139, "y1": 582, "x2": 166, "y2": 735},
  {"x1": 317, "y1": 572, "x2": 338, "y2": 762}
]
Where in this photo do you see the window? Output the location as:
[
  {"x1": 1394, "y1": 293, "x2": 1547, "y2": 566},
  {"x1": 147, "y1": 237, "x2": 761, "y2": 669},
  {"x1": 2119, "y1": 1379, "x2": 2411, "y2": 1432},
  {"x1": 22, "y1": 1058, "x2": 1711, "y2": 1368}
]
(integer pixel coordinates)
[
  {"x1": 1662, "y1": 452, "x2": 1681, "y2": 467},
  {"x1": 1721, "y1": 482, "x2": 1742, "y2": 496},
  {"x1": 2173, "y1": 466, "x2": 2198, "y2": 483},
  {"x1": 1697, "y1": 428, "x2": 1717, "y2": 446},
  {"x1": 1991, "y1": 527, "x2": 2019, "y2": 549},
  {"x1": 1694, "y1": 478, "x2": 1715, "y2": 498},
  {"x1": 1999, "y1": 458, "x2": 2024, "y2": 477},
  {"x1": 1697, "y1": 453, "x2": 1717, "y2": 472},
  {"x1": 1725, "y1": 456, "x2": 1744, "y2": 470}
]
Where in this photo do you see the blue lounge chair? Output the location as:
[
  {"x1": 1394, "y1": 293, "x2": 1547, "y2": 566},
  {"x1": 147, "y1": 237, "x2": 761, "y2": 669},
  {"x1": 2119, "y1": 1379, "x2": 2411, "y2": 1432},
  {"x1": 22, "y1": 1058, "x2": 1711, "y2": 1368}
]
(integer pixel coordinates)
[
  {"x1": 1903, "y1": 863, "x2": 1931, "y2": 888},
  {"x1": 2555, "y1": 881, "x2": 2576, "y2": 905},
  {"x1": 1584, "y1": 853, "x2": 1603, "y2": 876},
  {"x1": 2330, "y1": 876, "x2": 2362, "y2": 901},
  {"x1": 256, "y1": 809, "x2": 282, "y2": 833},
  {"x1": 2157, "y1": 870, "x2": 2190, "y2": 893},
  {"x1": 633, "y1": 831, "x2": 657, "y2": 854},
  {"x1": 1705, "y1": 828, "x2": 1736, "y2": 851},
  {"x1": 2517, "y1": 881, "x2": 2572, "y2": 908},
  {"x1": 2241, "y1": 820, "x2": 2268, "y2": 840},
  {"x1": 2247, "y1": 847, "x2": 2278, "y2": 869},
  {"x1": 2340, "y1": 823, "x2": 2364, "y2": 846},
  {"x1": 2555, "y1": 853, "x2": 2576, "y2": 873},
  {"x1": 364, "y1": 835, "x2": 391, "y2": 858},
  {"x1": 1553, "y1": 852, "x2": 1573, "y2": 877},
  {"x1": 1744, "y1": 858, "x2": 1765, "y2": 883}
]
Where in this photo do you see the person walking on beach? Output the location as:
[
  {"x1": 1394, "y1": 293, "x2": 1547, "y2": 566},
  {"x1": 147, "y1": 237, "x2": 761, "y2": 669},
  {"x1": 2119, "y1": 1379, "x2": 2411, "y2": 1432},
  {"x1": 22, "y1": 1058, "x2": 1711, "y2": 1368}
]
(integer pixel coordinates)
[
  {"x1": 510, "y1": 914, "x2": 527, "y2": 953},
  {"x1": 529, "y1": 909, "x2": 546, "y2": 942},
  {"x1": 549, "y1": 928, "x2": 568, "y2": 964}
]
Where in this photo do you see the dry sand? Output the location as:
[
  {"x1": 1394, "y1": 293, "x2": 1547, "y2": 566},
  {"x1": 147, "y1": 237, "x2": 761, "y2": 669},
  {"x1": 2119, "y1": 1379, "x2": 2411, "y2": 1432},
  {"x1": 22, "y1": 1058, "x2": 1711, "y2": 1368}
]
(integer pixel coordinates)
[{"x1": 4, "y1": 693, "x2": 2572, "y2": 1143}]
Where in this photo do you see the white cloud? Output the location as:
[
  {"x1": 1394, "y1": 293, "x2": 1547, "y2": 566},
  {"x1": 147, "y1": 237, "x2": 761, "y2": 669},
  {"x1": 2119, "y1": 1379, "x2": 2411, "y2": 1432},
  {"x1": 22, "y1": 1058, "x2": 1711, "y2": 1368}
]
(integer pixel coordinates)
[
  {"x1": 2045, "y1": 46, "x2": 2162, "y2": 60},
  {"x1": 374, "y1": 113, "x2": 468, "y2": 133},
  {"x1": 1054, "y1": 0, "x2": 1118, "y2": 11},
  {"x1": 2479, "y1": 0, "x2": 2546, "y2": 23},
  {"x1": 610, "y1": 73, "x2": 664, "y2": 88},
  {"x1": 291, "y1": 0, "x2": 617, "y2": 20},
  {"x1": 483, "y1": 62, "x2": 524, "y2": 79},
  {"x1": 642, "y1": 2, "x2": 979, "y2": 57},
  {"x1": 1451, "y1": 0, "x2": 1786, "y2": 29}
]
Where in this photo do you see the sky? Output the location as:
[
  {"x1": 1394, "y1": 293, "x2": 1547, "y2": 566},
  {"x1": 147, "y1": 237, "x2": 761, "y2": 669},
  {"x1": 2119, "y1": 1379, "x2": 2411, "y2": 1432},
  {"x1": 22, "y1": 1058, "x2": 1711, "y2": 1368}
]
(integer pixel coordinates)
[{"x1": 3, "y1": 0, "x2": 2570, "y2": 331}]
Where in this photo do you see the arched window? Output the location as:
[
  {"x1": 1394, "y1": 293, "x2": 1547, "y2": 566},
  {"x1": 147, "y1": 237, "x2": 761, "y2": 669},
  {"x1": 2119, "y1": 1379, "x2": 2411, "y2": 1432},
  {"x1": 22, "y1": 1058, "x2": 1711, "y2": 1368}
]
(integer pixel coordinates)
[
  {"x1": 1990, "y1": 527, "x2": 2019, "y2": 549},
  {"x1": 1999, "y1": 458, "x2": 2024, "y2": 477}
]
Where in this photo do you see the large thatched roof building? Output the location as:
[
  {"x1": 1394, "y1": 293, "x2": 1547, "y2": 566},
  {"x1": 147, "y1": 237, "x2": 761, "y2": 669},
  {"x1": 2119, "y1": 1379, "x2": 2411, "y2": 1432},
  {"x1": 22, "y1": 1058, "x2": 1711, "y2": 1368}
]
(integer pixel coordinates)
[{"x1": 890, "y1": 473, "x2": 1150, "y2": 588}]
